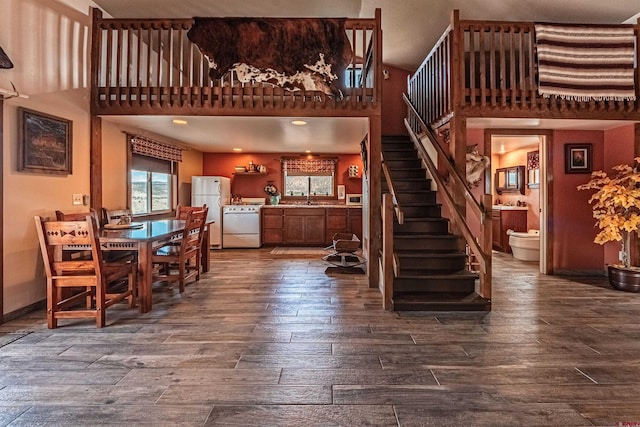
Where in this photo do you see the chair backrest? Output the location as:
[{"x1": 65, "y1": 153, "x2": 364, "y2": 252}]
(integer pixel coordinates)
[
  {"x1": 56, "y1": 209, "x2": 102, "y2": 227},
  {"x1": 103, "y1": 208, "x2": 132, "y2": 225},
  {"x1": 180, "y1": 208, "x2": 208, "y2": 255},
  {"x1": 35, "y1": 215, "x2": 104, "y2": 279},
  {"x1": 176, "y1": 204, "x2": 208, "y2": 220}
]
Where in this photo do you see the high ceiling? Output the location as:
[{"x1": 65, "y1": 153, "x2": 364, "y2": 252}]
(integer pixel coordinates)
[{"x1": 91, "y1": 0, "x2": 640, "y2": 153}]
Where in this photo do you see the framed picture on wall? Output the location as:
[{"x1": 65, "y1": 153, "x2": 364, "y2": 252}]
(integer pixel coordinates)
[
  {"x1": 18, "y1": 108, "x2": 73, "y2": 175},
  {"x1": 564, "y1": 143, "x2": 592, "y2": 174}
]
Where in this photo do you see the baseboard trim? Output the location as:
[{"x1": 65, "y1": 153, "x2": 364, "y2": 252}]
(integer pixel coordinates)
[
  {"x1": 2, "y1": 299, "x2": 45, "y2": 324},
  {"x1": 554, "y1": 269, "x2": 606, "y2": 277}
]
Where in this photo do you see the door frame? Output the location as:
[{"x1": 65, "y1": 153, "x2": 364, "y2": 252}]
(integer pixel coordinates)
[{"x1": 484, "y1": 128, "x2": 553, "y2": 274}]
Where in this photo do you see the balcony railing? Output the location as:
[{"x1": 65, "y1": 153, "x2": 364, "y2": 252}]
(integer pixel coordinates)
[
  {"x1": 90, "y1": 9, "x2": 382, "y2": 116},
  {"x1": 407, "y1": 11, "x2": 640, "y2": 127}
]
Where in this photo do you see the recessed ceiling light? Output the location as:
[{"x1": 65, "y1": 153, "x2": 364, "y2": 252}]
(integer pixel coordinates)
[
  {"x1": 172, "y1": 119, "x2": 188, "y2": 125},
  {"x1": 305, "y1": 150, "x2": 311, "y2": 153},
  {"x1": 291, "y1": 120, "x2": 307, "y2": 126},
  {"x1": 233, "y1": 148, "x2": 242, "y2": 152}
]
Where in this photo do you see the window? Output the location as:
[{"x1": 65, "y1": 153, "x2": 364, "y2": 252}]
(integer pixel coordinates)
[
  {"x1": 127, "y1": 135, "x2": 181, "y2": 216},
  {"x1": 130, "y1": 154, "x2": 176, "y2": 215},
  {"x1": 282, "y1": 158, "x2": 336, "y2": 199}
]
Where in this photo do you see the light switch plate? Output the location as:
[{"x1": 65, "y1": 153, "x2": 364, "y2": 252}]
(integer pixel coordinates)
[{"x1": 72, "y1": 194, "x2": 83, "y2": 205}]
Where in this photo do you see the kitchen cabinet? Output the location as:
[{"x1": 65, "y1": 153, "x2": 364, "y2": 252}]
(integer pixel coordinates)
[
  {"x1": 262, "y1": 208, "x2": 283, "y2": 245},
  {"x1": 283, "y1": 209, "x2": 326, "y2": 245},
  {"x1": 262, "y1": 207, "x2": 362, "y2": 246},
  {"x1": 326, "y1": 208, "x2": 349, "y2": 242},
  {"x1": 325, "y1": 208, "x2": 363, "y2": 242},
  {"x1": 348, "y1": 208, "x2": 363, "y2": 240},
  {"x1": 495, "y1": 166, "x2": 525, "y2": 195},
  {"x1": 492, "y1": 208, "x2": 527, "y2": 252}
]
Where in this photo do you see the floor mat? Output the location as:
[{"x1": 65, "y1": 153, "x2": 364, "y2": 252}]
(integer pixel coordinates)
[{"x1": 270, "y1": 247, "x2": 328, "y2": 255}]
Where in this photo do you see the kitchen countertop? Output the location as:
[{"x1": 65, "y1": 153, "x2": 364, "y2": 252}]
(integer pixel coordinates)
[
  {"x1": 492, "y1": 205, "x2": 528, "y2": 211},
  {"x1": 263, "y1": 204, "x2": 361, "y2": 209}
]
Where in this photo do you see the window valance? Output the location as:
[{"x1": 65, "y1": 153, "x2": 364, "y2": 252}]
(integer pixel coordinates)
[
  {"x1": 282, "y1": 158, "x2": 336, "y2": 175},
  {"x1": 130, "y1": 135, "x2": 182, "y2": 162}
]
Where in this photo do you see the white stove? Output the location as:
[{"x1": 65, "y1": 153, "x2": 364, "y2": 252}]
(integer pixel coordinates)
[{"x1": 222, "y1": 198, "x2": 265, "y2": 248}]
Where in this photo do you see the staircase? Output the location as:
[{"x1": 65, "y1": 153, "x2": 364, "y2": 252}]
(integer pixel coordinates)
[{"x1": 382, "y1": 135, "x2": 491, "y2": 311}]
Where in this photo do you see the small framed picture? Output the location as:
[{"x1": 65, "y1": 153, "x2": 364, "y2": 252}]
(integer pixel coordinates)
[
  {"x1": 337, "y1": 184, "x2": 345, "y2": 200},
  {"x1": 18, "y1": 108, "x2": 72, "y2": 174},
  {"x1": 565, "y1": 143, "x2": 592, "y2": 174}
]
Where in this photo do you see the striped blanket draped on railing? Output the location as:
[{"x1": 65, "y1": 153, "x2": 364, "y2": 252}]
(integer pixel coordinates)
[{"x1": 535, "y1": 23, "x2": 636, "y2": 101}]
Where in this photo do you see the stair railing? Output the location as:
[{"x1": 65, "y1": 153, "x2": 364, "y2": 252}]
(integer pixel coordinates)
[
  {"x1": 403, "y1": 94, "x2": 492, "y2": 299},
  {"x1": 380, "y1": 155, "x2": 404, "y2": 224}
]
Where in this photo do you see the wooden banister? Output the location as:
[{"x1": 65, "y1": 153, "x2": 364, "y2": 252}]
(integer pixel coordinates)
[{"x1": 380, "y1": 156, "x2": 404, "y2": 225}]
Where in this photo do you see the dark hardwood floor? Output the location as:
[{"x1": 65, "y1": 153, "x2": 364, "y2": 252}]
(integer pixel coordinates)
[{"x1": 1, "y1": 248, "x2": 639, "y2": 426}]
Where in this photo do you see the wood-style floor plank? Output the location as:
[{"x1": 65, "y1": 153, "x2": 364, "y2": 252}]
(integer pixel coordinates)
[{"x1": 0, "y1": 248, "x2": 638, "y2": 426}]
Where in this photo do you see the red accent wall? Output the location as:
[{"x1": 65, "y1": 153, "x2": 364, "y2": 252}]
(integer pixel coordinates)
[
  {"x1": 202, "y1": 152, "x2": 363, "y2": 200},
  {"x1": 602, "y1": 125, "x2": 636, "y2": 266},
  {"x1": 381, "y1": 64, "x2": 411, "y2": 135},
  {"x1": 552, "y1": 129, "x2": 605, "y2": 271}
]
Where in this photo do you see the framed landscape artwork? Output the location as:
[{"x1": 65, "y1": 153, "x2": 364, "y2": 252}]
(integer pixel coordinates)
[
  {"x1": 18, "y1": 108, "x2": 72, "y2": 174},
  {"x1": 564, "y1": 143, "x2": 592, "y2": 174}
]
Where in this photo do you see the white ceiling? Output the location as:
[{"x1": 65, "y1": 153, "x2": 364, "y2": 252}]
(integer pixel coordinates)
[
  {"x1": 105, "y1": 115, "x2": 369, "y2": 154},
  {"x1": 93, "y1": 0, "x2": 640, "y2": 153}
]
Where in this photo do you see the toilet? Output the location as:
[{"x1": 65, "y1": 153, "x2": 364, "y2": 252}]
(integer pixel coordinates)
[{"x1": 507, "y1": 229, "x2": 540, "y2": 262}]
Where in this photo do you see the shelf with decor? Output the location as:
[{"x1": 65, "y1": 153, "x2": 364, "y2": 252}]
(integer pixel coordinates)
[{"x1": 232, "y1": 172, "x2": 267, "y2": 176}]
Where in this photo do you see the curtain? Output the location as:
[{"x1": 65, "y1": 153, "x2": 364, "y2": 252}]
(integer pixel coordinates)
[
  {"x1": 130, "y1": 135, "x2": 182, "y2": 162},
  {"x1": 282, "y1": 158, "x2": 336, "y2": 176}
]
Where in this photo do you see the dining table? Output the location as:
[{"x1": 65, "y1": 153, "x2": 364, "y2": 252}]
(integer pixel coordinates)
[{"x1": 98, "y1": 219, "x2": 211, "y2": 313}]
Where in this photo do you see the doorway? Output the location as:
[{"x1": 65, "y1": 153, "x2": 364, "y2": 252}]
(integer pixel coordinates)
[{"x1": 485, "y1": 129, "x2": 553, "y2": 274}]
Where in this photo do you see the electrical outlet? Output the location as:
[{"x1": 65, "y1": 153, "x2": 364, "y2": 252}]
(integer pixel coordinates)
[{"x1": 72, "y1": 194, "x2": 83, "y2": 205}]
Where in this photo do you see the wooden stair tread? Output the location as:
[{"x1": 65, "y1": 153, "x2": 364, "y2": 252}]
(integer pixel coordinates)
[
  {"x1": 394, "y1": 234, "x2": 457, "y2": 239},
  {"x1": 395, "y1": 271, "x2": 479, "y2": 279},
  {"x1": 396, "y1": 251, "x2": 466, "y2": 257},
  {"x1": 393, "y1": 293, "x2": 491, "y2": 311}
]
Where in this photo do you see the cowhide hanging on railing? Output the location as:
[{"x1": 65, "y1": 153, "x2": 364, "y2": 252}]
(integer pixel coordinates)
[
  {"x1": 0, "y1": 46, "x2": 13, "y2": 69},
  {"x1": 187, "y1": 17, "x2": 353, "y2": 98}
]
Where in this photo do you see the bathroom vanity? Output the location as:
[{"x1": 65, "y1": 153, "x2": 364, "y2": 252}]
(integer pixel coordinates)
[{"x1": 492, "y1": 206, "x2": 527, "y2": 253}]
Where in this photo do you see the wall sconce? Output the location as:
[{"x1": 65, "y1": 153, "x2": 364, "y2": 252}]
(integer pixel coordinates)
[{"x1": 382, "y1": 69, "x2": 390, "y2": 80}]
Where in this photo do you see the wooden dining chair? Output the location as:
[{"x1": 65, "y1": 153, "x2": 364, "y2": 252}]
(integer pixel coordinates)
[
  {"x1": 103, "y1": 208, "x2": 132, "y2": 225},
  {"x1": 152, "y1": 207, "x2": 208, "y2": 292},
  {"x1": 176, "y1": 204, "x2": 208, "y2": 220},
  {"x1": 34, "y1": 215, "x2": 137, "y2": 328},
  {"x1": 56, "y1": 209, "x2": 136, "y2": 263}
]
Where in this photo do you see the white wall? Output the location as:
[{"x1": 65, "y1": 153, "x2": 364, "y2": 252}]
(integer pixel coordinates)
[
  {"x1": 1, "y1": 0, "x2": 96, "y2": 315},
  {"x1": 1, "y1": 0, "x2": 203, "y2": 316}
]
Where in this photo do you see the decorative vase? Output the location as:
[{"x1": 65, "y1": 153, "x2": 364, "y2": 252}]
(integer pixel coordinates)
[
  {"x1": 607, "y1": 265, "x2": 640, "y2": 293},
  {"x1": 270, "y1": 195, "x2": 280, "y2": 205}
]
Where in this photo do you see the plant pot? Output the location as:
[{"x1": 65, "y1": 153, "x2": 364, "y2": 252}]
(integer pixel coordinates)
[{"x1": 607, "y1": 265, "x2": 640, "y2": 293}]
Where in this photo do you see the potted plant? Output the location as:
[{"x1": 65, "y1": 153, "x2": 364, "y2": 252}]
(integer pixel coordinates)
[{"x1": 577, "y1": 157, "x2": 640, "y2": 292}]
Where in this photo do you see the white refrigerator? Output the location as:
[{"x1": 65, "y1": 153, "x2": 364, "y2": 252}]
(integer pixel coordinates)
[{"x1": 191, "y1": 176, "x2": 231, "y2": 248}]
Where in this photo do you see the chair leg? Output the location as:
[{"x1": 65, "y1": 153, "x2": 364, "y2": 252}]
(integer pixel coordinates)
[
  {"x1": 47, "y1": 279, "x2": 57, "y2": 329},
  {"x1": 95, "y1": 283, "x2": 106, "y2": 328},
  {"x1": 179, "y1": 262, "x2": 185, "y2": 293},
  {"x1": 127, "y1": 270, "x2": 136, "y2": 308},
  {"x1": 86, "y1": 286, "x2": 93, "y2": 309}
]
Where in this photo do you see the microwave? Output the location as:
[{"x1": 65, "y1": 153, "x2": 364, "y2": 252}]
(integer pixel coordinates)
[{"x1": 346, "y1": 194, "x2": 363, "y2": 205}]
